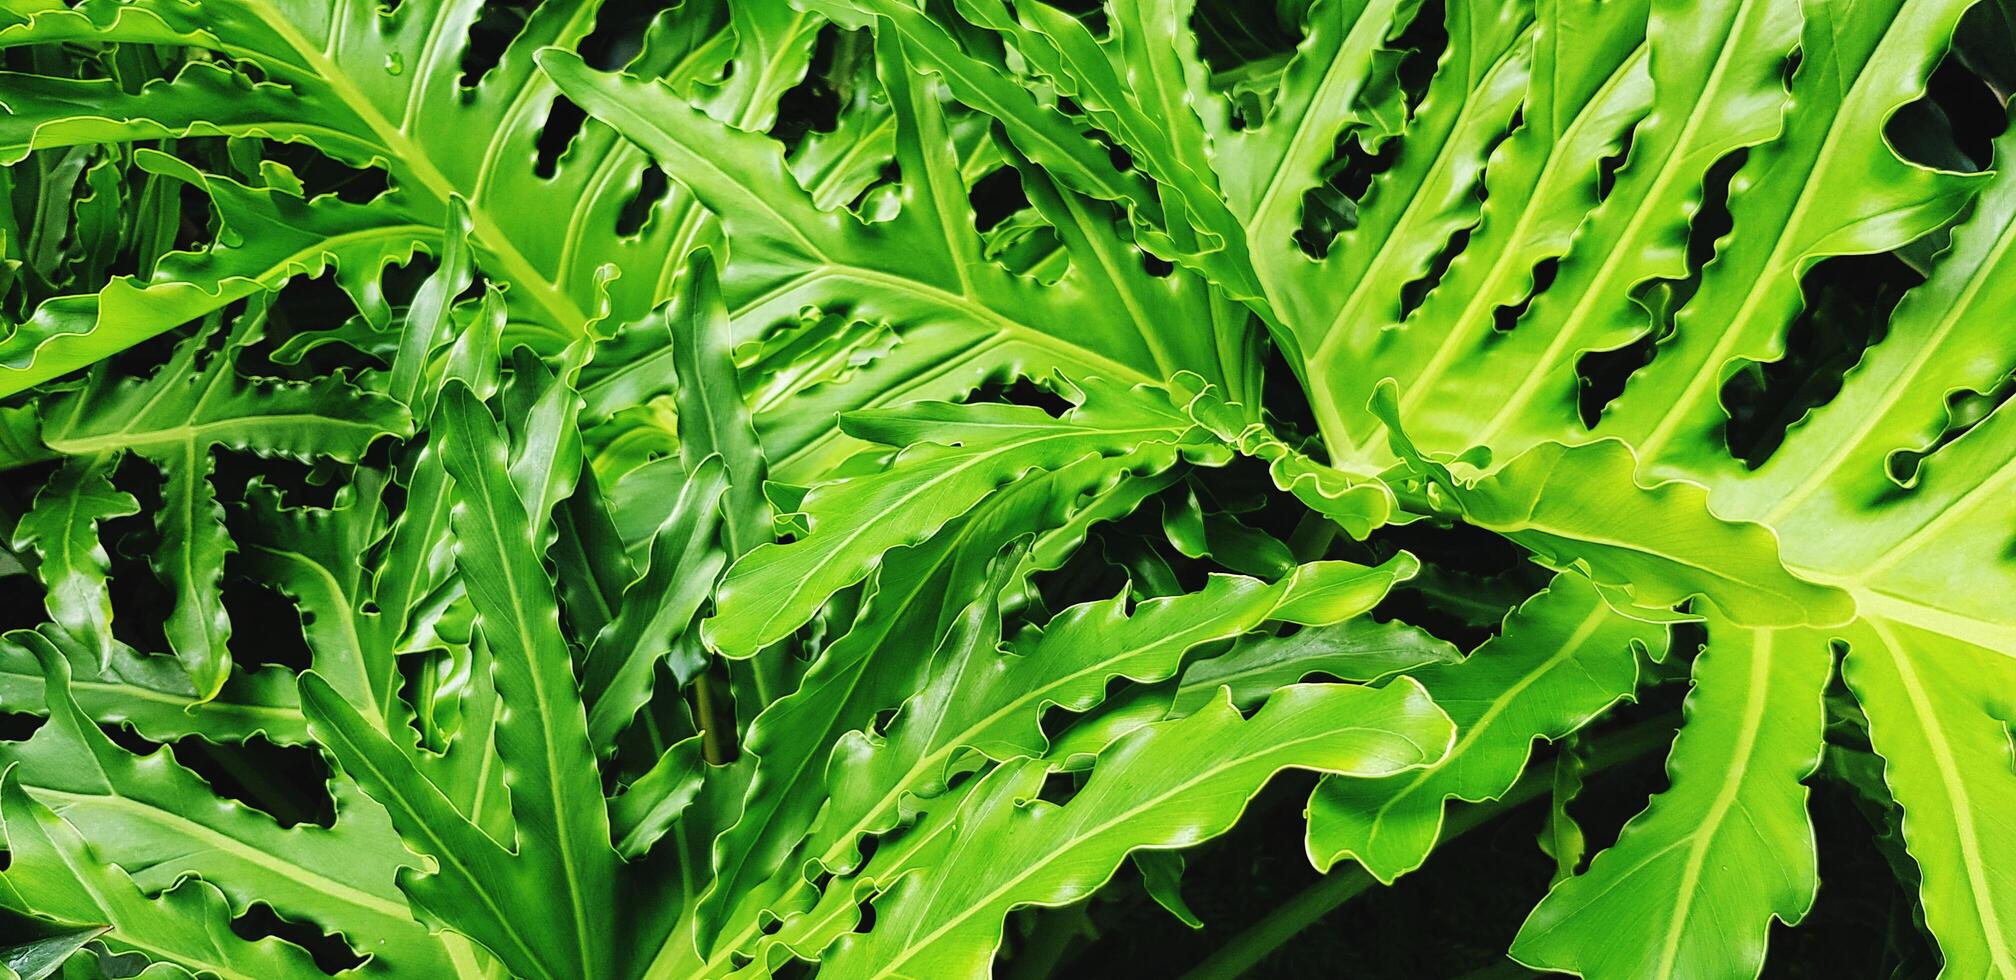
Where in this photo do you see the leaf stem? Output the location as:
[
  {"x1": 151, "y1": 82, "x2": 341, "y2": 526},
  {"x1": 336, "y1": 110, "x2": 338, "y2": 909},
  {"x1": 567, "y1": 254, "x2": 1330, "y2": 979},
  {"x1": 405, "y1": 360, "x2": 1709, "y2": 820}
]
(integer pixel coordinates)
[
  {"x1": 693, "y1": 659, "x2": 737, "y2": 764},
  {"x1": 1175, "y1": 714, "x2": 1678, "y2": 980}
]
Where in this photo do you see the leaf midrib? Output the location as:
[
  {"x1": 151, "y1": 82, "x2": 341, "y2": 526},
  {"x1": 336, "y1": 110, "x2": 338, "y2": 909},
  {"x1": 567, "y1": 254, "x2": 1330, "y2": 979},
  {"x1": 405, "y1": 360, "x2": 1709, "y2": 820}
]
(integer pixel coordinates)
[
  {"x1": 459, "y1": 455, "x2": 603, "y2": 980},
  {"x1": 1865, "y1": 616, "x2": 2016, "y2": 975},
  {"x1": 1651, "y1": 628, "x2": 1775, "y2": 979},
  {"x1": 30, "y1": 786, "x2": 413, "y2": 922}
]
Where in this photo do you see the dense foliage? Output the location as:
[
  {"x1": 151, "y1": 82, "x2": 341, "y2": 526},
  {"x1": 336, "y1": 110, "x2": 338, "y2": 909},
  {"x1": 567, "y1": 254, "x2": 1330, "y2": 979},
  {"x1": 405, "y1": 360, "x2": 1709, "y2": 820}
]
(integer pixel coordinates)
[{"x1": 0, "y1": 0, "x2": 2011, "y2": 976}]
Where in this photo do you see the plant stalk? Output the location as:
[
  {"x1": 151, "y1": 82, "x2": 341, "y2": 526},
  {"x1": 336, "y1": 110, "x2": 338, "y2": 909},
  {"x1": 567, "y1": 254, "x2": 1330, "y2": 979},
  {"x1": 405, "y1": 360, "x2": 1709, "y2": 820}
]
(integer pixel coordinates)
[{"x1": 692, "y1": 661, "x2": 736, "y2": 764}]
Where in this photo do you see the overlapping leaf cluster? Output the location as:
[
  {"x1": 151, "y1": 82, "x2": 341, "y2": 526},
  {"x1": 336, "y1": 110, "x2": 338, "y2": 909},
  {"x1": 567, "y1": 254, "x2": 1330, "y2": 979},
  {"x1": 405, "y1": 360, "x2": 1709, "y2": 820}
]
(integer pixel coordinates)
[{"x1": 0, "y1": 0, "x2": 2010, "y2": 977}]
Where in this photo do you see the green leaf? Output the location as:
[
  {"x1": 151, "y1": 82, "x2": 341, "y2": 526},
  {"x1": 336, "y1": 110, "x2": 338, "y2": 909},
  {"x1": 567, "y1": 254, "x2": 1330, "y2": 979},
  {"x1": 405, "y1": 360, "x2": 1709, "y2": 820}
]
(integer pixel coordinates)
[
  {"x1": 802, "y1": 0, "x2": 1171, "y2": 237},
  {"x1": 0, "y1": 631, "x2": 451, "y2": 976},
  {"x1": 1539, "y1": 734, "x2": 1591, "y2": 883},
  {"x1": 1174, "y1": 371, "x2": 1393, "y2": 538},
  {"x1": 1305, "y1": 571, "x2": 1663, "y2": 880},
  {"x1": 1586, "y1": 0, "x2": 1985, "y2": 470},
  {"x1": 687, "y1": 459, "x2": 1171, "y2": 963},
  {"x1": 581, "y1": 456, "x2": 727, "y2": 749},
  {"x1": 670, "y1": 248, "x2": 770, "y2": 560},
  {"x1": 502, "y1": 342, "x2": 595, "y2": 536},
  {"x1": 1, "y1": 927, "x2": 103, "y2": 980},
  {"x1": 702, "y1": 376, "x2": 1205, "y2": 657},
  {"x1": 150, "y1": 443, "x2": 233, "y2": 704},
  {"x1": 1455, "y1": 439, "x2": 1856, "y2": 628},
  {"x1": 1665, "y1": 121, "x2": 2016, "y2": 978},
  {"x1": 1838, "y1": 617, "x2": 2016, "y2": 978},
  {"x1": 428, "y1": 381, "x2": 617, "y2": 975},
  {"x1": 1510, "y1": 614, "x2": 1830, "y2": 979},
  {"x1": 0, "y1": 152, "x2": 427, "y2": 397},
  {"x1": 35, "y1": 308, "x2": 408, "y2": 698},
  {"x1": 544, "y1": 39, "x2": 1258, "y2": 476},
  {"x1": 1327, "y1": 0, "x2": 1650, "y2": 454},
  {"x1": 9, "y1": 457, "x2": 136, "y2": 665},
  {"x1": 297, "y1": 671, "x2": 545, "y2": 979},
  {"x1": 0, "y1": 0, "x2": 825, "y2": 392},
  {"x1": 1172, "y1": 616, "x2": 1462, "y2": 715},
  {"x1": 807, "y1": 554, "x2": 1421, "y2": 888},
  {"x1": 0, "y1": 767, "x2": 325, "y2": 980},
  {"x1": 5, "y1": 1, "x2": 2013, "y2": 975},
  {"x1": 610, "y1": 735, "x2": 707, "y2": 860},
  {"x1": 1310, "y1": 0, "x2": 1772, "y2": 459},
  {"x1": 0, "y1": 628, "x2": 304, "y2": 747},
  {"x1": 1134, "y1": 850, "x2": 1203, "y2": 930},
  {"x1": 817, "y1": 680, "x2": 1455, "y2": 978}
]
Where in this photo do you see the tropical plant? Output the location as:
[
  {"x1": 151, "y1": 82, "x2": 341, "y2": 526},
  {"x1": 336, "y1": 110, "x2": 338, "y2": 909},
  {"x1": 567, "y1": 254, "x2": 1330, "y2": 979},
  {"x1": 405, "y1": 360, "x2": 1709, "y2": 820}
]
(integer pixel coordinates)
[{"x1": 0, "y1": 0, "x2": 2010, "y2": 977}]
